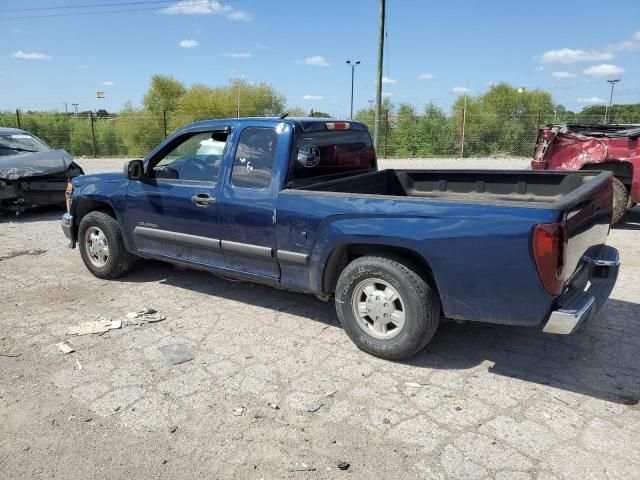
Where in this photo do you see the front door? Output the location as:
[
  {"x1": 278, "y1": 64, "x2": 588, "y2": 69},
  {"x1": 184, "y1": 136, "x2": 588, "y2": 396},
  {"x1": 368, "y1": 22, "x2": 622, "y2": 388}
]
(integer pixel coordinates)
[
  {"x1": 218, "y1": 126, "x2": 280, "y2": 279},
  {"x1": 125, "y1": 129, "x2": 228, "y2": 267}
]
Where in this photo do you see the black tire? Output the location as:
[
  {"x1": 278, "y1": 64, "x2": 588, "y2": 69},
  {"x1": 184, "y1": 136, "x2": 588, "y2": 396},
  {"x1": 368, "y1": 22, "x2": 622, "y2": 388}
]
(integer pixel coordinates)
[
  {"x1": 611, "y1": 177, "x2": 630, "y2": 225},
  {"x1": 335, "y1": 255, "x2": 440, "y2": 360},
  {"x1": 78, "y1": 211, "x2": 134, "y2": 279}
]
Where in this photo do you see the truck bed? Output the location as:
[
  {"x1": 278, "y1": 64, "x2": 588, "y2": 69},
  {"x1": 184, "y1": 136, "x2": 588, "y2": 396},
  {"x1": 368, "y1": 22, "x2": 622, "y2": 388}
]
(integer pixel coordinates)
[{"x1": 294, "y1": 169, "x2": 608, "y2": 209}]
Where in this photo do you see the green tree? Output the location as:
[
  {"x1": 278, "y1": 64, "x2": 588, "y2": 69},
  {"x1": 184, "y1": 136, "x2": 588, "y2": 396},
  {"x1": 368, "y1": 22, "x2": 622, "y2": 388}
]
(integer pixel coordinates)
[{"x1": 143, "y1": 74, "x2": 187, "y2": 114}]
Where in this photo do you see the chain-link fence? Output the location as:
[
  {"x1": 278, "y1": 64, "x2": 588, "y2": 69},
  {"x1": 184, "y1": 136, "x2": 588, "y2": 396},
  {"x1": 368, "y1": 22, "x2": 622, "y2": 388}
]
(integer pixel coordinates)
[{"x1": 1, "y1": 109, "x2": 639, "y2": 159}]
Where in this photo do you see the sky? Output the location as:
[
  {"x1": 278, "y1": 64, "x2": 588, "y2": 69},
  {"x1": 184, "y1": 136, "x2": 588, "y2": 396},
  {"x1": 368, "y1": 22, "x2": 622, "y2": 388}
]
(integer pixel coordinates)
[{"x1": 0, "y1": 0, "x2": 638, "y2": 116}]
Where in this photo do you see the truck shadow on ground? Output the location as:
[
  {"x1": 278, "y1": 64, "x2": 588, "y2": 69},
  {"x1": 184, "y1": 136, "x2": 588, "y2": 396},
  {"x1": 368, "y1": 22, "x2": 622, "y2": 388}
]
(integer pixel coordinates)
[
  {"x1": 613, "y1": 207, "x2": 640, "y2": 230},
  {"x1": 122, "y1": 260, "x2": 640, "y2": 406}
]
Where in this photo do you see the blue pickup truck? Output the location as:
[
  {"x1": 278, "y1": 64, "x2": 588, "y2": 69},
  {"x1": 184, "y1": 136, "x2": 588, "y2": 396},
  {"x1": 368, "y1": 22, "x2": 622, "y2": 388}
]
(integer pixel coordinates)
[{"x1": 62, "y1": 117, "x2": 619, "y2": 359}]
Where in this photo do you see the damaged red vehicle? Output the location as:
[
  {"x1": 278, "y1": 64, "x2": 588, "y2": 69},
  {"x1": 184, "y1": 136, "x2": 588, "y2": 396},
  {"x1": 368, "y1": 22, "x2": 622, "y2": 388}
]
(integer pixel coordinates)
[
  {"x1": 532, "y1": 124, "x2": 640, "y2": 224},
  {"x1": 0, "y1": 127, "x2": 84, "y2": 213}
]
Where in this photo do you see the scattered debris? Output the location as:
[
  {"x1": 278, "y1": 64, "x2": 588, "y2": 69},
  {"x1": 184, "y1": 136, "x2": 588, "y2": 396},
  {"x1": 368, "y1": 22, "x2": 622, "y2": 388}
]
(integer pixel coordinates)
[
  {"x1": 382, "y1": 417, "x2": 391, "y2": 425},
  {"x1": 338, "y1": 462, "x2": 350, "y2": 471},
  {"x1": 324, "y1": 389, "x2": 338, "y2": 397},
  {"x1": 0, "y1": 352, "x2": 20, "y2": 358},
  {"x1": 288, "y1": 463, "x2": 316, "y2": 472},
  {"x1": 168, "y1": 425, "x2": 178, "y2": 433},
  {"x1": 232, "y1": 407, "x2": 245, "y2": 416},
  {"x1": 306, "y1": 403, "x2": 324, "y2": 413},
  {"x1": 68, "y1": 415, "x2": 76, "y2": 421},
  {"x1": 268, "y1": 402, "x2": 280, "y2": 410},
  {"x1": 67, "y1": 319, "x2": 121, "y2": 336},
  {"x1": 56, "y1": 342, "x2": 74, "y2": 354},
  {"x1": 405, "y1": 382, "x2": 422, "y2": 388},
  {"x1": 125, "y1": 308, "x2": 166, "y2": 325},
  {"x1": 75, "y1": 358, "x2": 82, "y2": 370},
  {"x1": 158, "y1": 343, "x2": 193, "y2": 365},
  {"x1": 455, "y1": 406, "x2": 462, "y2": 411},
  {"x1": 84, "y1": 417, "x2": 93, "y2": 423}
]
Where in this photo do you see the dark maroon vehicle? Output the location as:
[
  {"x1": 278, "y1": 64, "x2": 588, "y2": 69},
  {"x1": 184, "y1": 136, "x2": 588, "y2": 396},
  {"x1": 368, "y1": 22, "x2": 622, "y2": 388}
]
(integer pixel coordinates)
[{"x1": 532, "y1": 124, "x2": 640, "y2": 223}]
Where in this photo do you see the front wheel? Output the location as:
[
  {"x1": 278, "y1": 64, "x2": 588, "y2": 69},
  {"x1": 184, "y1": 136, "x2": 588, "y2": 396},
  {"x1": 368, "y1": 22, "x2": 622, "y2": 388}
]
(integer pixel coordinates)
[
  {"x1": 78, "y1": 211, "x2": 134, "y2": 279},
  {"x1": 335, "y1": 256, "x2": 440, "y2": 360}
]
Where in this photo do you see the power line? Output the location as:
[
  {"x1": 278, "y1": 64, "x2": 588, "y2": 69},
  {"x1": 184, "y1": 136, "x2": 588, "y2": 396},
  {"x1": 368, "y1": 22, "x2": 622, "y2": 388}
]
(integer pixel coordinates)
[
  {"x1": 1, "y1": 0, "x2": 241, "y2": 20},
  {"x1": 1, "y1": 0, "x2": 183, "y2": 13}
]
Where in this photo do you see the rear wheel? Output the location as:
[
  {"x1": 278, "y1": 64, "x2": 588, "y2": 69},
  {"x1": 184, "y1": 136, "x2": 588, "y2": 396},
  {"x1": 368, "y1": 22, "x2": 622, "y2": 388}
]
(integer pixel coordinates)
[
  {"x1": 335, "y1": 255, "x2": 440, "y2": 360},
  {"x1": 611, "y1": 177, "x2": 630, "y2": 224},
  {"x1": 78, "y1": 211, "x2": 134, "y2": 279}
]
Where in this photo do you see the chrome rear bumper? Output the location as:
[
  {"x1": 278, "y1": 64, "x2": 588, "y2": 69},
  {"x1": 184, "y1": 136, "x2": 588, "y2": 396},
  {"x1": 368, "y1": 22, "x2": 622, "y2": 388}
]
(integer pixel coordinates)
[{"x1": 543, "y1": 245, "x2": 619, "y2": 335}]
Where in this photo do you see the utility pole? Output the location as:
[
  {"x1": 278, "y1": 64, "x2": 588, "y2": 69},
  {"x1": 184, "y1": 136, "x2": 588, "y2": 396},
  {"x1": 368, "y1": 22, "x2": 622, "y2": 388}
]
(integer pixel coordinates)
[
  {"x1": 605, "y1": 79, "x2": 620, "y2": 123},
  {"x1": 373, "y1": 0, "x2": 385, "y2": 151},
  {"x1": 346, "y1": 60, "x2": 360, "y2": 119},
  {"x1": 64, "y1": 102, "x2": 68, "y2": 114},
  {"x1": 72, "y1": 103, "x2": 79, "y2": 116}
]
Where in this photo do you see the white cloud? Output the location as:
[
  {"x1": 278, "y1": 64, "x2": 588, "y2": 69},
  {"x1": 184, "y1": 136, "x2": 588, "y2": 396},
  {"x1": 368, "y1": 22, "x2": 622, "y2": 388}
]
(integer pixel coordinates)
[
  {"x1": 418, "y1": 73, "x2": 434, "y2": 80},
  {"x1": 381, "y1": 76, "x2": 397, "y2": 85},
  {"x1": 540, "y1": 48, "x2": 612, "y2": 64},
  {"x1": 381, "y1": 92, "x2": 392, "y2": 97},
  {"x1": 179, "y1": 39, "x2": 199, "y2": 48},
  {"x1": 256, "y1": 43, "x2": 269, "y2": 50},
  {"x1": 533, "y1": 65, "x2": 545, "y2": 72},
  {"x1": 226, "y1": 10, "x2": 251, "y2": 21},
  {"x1": 583, "y1": 64, "x2": 625, "y2": 77},
  {"x1": 224, "y1": 52, "x2": 252, "y2": 59},
  {"x1": 101, "y1": 81, "x2": 114, "y2": 86},
  {"x1": 552, "y1": 71, "x2": 576, "y2": 79},
  {"x1": 486, "y1": 81, "x2": 497, "y2": 87},
  {"x1": 578, "y1": 97, "x2": 606, "y2": 104},
  {"x1": 162, "y1": 0, "x2": 251, "y2": 21},
  {"x1": 634, "y1": 32, "x2": 640, "y2": 41},
  {"x1": 11, "y1": 50, "x2": 51, "y2": 60},
  {"x1": 300, "y1": 55, "x2": 329, "y2": 67},
  {"x1": 302, "y1": 95, "x2": 324, "y2": 100},
  {"x1": 452, "y1": 86, "x2": 470, "y2": 94}
]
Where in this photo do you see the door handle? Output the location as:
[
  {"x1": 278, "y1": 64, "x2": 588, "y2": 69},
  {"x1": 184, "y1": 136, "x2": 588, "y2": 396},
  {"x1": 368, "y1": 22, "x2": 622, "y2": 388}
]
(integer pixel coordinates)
[{"x1": 191, "y1": 193, "x2": 215, "y2": 207}]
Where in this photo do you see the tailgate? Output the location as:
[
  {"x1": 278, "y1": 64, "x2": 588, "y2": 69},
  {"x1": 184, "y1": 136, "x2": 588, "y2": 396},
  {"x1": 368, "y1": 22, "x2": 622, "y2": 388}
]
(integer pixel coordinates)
[{"x1": 562, "y1": 172, "x2": 613, "y2": 278}]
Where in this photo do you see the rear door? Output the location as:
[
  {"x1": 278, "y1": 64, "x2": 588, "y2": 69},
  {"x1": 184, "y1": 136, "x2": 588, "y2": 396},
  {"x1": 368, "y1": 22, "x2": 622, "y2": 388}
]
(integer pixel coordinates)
[
  {"x1": 218, "y1": 125, "x2": 281, "y2": 279},
  {"x1": 125, "y1": 129, "x2": 229, "y2": 267}
]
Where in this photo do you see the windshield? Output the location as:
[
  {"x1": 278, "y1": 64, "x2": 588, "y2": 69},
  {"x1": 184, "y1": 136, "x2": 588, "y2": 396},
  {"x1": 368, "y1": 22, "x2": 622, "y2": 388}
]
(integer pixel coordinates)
[
  {"x1": 0, "y1": 132, "x2": 50, "y2": 156},
  {"x1": 289, "y1": 130, "x2": 376, "y2": 184}
]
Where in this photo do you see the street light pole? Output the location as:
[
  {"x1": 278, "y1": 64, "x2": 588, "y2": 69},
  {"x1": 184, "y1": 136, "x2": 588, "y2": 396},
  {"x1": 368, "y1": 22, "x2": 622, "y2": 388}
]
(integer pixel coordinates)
[
  {"x1": 605, "y1": 79, "x2": 620, "y2": 124},
  {"x1": 71, "y1": 103, "x2": 79, "y2": 116},
  {"x1": 373, "y1": 0, "x2": 386, "y2": 151},
  {"x1": 346, "y1": 60, "x2": 360, "y2": 119}
]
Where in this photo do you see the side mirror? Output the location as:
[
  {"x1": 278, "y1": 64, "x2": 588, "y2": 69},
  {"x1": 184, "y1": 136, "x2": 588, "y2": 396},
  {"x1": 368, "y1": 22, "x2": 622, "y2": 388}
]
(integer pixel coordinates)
[{"x1": 124, "y1": 159, "x2": 144, "y2": 180}]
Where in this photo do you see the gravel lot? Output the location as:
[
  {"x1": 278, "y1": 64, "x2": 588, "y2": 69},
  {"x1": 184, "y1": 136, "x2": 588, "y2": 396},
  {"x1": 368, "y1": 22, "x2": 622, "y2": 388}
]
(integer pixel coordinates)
[{"x1": 1, "y1": 157, "x2": 639, "y2": 479}]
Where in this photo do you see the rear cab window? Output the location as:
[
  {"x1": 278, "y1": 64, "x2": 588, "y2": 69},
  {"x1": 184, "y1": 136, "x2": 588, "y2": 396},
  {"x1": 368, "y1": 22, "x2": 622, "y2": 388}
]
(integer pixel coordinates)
[{"x1": 288, "y1": 126, "x2": 376, "y2": 186}]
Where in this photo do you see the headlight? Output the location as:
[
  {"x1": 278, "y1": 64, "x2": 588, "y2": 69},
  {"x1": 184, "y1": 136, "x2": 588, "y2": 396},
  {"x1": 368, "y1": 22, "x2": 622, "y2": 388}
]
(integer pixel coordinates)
[{"x1": 65, "y1": 182, "x2": 73, "y2": 212}]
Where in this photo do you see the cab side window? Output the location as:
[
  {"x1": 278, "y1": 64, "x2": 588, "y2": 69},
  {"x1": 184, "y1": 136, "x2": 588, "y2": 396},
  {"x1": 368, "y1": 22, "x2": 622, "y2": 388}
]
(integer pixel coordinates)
[
  {"x1": 231, "y1": 127, "x2": 277, "y2": 189},
  {"x1": 152, "y1": 131, "x2": 228, "y2": 183}
]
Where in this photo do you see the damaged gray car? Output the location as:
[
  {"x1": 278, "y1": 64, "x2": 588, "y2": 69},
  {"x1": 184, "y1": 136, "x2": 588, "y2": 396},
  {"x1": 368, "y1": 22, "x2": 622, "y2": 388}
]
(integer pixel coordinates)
[{"x1": 0, "y1": 127, "x2": 84, "y2": 213}]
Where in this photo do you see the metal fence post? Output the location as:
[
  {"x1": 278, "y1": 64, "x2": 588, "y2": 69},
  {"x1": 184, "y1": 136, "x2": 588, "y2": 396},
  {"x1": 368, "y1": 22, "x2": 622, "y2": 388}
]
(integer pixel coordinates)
[
  {"x1": 162, "y1": 110, "x2": 168, "y2": 138},
  {"x1": 89, "y1": 111, "x2": 97, "y2": 158},
  {"x1": 16, "y1": 109, "x2": 21, "y2": 129},
  {"x1": 384, "y1": 109, "x2": 388, "y2": 159}
]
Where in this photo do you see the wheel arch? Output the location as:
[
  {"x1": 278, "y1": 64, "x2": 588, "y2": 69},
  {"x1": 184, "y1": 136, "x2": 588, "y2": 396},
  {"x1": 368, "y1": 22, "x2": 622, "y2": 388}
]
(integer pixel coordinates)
[
  {"x1": 322, "y1": 243, "x2": 441, "y2": 303},
  {"x1": 73, "y1": 198, "x2": 118, "y2": 238},
  {"x1": 580, "y1": 160, "x2": 633, "y2": 187}
]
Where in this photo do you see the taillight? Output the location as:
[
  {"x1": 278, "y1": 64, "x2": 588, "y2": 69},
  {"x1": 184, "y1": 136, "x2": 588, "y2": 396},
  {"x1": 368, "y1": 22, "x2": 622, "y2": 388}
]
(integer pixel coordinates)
[{"x1": 532, "y1": 222, "x2": 567, "y2": 295}]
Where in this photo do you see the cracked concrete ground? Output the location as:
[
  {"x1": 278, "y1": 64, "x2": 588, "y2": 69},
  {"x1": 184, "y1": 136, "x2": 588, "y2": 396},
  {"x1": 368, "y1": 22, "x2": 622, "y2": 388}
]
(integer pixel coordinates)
[{"x1": 1, "y1": 157, "x2": 639, "y2": 479}]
